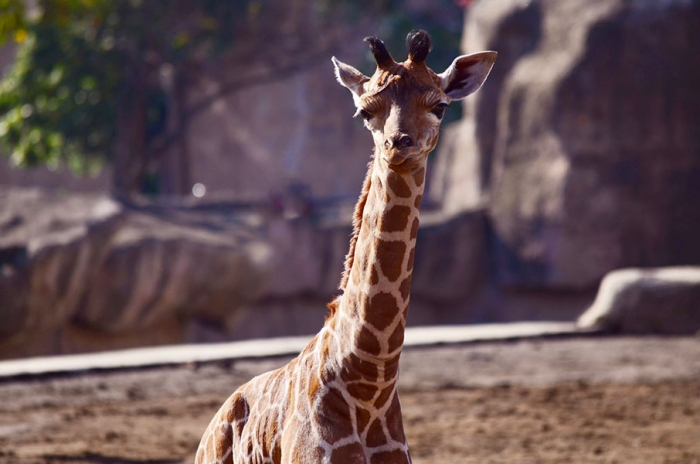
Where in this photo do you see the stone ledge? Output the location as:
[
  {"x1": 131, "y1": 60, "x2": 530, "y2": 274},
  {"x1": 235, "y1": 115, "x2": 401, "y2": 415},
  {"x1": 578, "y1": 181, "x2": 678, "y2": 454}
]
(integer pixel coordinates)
[{"x1": 0, "y1": 321, "x2": 582, "y2": 378}]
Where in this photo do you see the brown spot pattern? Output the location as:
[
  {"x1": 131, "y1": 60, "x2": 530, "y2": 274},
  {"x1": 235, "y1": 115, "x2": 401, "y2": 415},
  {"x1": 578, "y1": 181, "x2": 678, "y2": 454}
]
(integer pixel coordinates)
[
  {"x1": 381, "y1": 205, "x2": 411, "y2": 232},
  {"x1": 371, "y1": 449, "x2": 410, "y2": 464},
  {"x1": 376, "y1": 240, "x2": 406, "y2": 282},
  {"x1": 386, "y1": 395, "x2": 406, "y2": 443},
  {"x1": 387, "y1": 172, "x2": 412, "y2": 198},
  {"x1": 331, "y1": 442, "x2": 366, "y2": 464},
  {"x1": 410, "y1": 217, "x2": 419, "y2": 239},
  {"x1": 388, "y1": 324, "x2": 404, "y2": 353},
  {"x1": 412, "y1": 167, "x2": 425, "y2": 187},
  {"x1": 375, "y1": 386, "x2": 395, "y2": 409},
  {"x1": 414, "y1": 194, "x2": 422, "y2": 208},
  {"x1": 261, "y1": 415, "x2": 277, "y2": 457},
  {"x1": 406, "y1": 247, "x2": 415, "y2": 272},
  {"x1": 316, "y1": 388, "x2": 353, "y2": 444},
  {"x1": 399, "y1": 276, "x2": 412, "y2": 301},
  {"x1": 370, "y1": 265, "x2": 379, "y2": 285},
  {"x1": 356, "y1": 406, "x2": 371, "y2": 434},
  {"x1": 230, "y1": 394, "x2": 248, "y2": 437},
  {"x1": 383, "y1": 354, "x2": 401, "y2": 380},
  {"x1": 272, "y1": 443, "x2": 282, "y2": 463},
  {"x1": 213, "y1": 425, "x2": 231, "y2": 463},
  {"x1": 358, "y1": 326, "x2": 381, "y2": 355},
  {"x1": 366, "y1": 418, "x2": 388, "y2": 447},
  {"x1": 347, "y1": 382, "x2": 379, "y2": 402},
  {"x1": 285, "y1": 376, "x2": 297, "y2": 414},
  {"x1": 307, "y1": 372, "x2": 321, "y2": 403},
  {"x1": 341, "y1": 354, "x2": 378, "y2": 382},
  {"x1": 366, "y1": 292, "x2": 399, "y2": 331}
]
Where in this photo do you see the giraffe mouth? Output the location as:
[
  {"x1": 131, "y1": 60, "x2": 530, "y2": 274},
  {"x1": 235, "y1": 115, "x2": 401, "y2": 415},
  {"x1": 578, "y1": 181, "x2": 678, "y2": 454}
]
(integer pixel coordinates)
[
  {"x1": 385, "y1": 155, "x2": 408, "y2": 167},
  {"x1": 382, "y1": 148, "x2": 414, "y2": 167},
  {"x1": 383, "y1": 147, "x2": 429, "y2": 170}
]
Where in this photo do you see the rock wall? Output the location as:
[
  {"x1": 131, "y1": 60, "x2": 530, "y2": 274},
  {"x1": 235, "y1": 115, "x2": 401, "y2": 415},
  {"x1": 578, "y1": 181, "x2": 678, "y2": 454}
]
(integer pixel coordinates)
[
  {"x1": 433, "y1": 0, "x2": 700, "y2": 291},
  {"x1": 0, "y1": 189, "x2": 271, "y2": 358},
  {"x1": 429, "y1": 0, "x2": 542, "y2": 212},
  {"x1": 494, "y1": 0, "x2": 700, "y2": 289},
  {"x1": 0, "y1": 188, "x2": 493, "y2": 358}
]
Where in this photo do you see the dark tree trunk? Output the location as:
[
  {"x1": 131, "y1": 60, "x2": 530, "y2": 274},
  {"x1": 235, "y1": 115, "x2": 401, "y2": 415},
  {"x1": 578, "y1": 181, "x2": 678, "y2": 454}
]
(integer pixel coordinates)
[
  {"x1": 159, "y1": 72, "x2": 191, "y2": 196},
  {"x1": 112, "y1": 73, "x2": 148, "y2": 200}
]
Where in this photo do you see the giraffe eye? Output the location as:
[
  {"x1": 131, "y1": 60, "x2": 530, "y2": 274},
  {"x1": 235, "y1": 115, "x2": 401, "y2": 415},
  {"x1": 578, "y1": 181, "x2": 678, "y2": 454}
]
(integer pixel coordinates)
[
  {"x1": 431, "y1": 102, "x2": 448, "y2": 120},
  {"x1": 355, "y1": 108, "x2": 373, "y2": 121}
]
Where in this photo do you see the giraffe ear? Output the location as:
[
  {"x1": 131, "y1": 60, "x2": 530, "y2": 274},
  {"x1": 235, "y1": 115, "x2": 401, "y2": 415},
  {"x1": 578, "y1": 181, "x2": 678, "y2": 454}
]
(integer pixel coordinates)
[
  {"x1": 332, "y1": 57, "x2": 369, "y2": 97},
  {"x1": 438, "y1": 51, "x2": 497, "y2": 100}
]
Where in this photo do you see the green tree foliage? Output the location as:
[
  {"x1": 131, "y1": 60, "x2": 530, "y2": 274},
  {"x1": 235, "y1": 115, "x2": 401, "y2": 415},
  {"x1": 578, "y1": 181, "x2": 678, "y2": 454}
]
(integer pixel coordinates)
[
  {"x1": 0, "y1": 0, "x2": 26, "y2": 45},
  {"x1": 0, "y1": 0, "x2": 123, "y2": 174},
  {"x1": 0, "y1": 0, "x2": 461, "y2": 196}
]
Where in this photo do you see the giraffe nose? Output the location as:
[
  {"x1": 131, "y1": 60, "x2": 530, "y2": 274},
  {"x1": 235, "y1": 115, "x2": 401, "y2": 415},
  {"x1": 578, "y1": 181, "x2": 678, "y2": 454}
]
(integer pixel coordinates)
[{"x1": 385, "y1": 134, "x2": 414, "y2": 149}]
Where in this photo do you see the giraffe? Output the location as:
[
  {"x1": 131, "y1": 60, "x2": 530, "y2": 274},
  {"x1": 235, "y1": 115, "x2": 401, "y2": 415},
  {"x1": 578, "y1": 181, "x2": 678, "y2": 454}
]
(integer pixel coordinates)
[{"x1": 195, "y1": 30, "x2": 496, "y2": 464}]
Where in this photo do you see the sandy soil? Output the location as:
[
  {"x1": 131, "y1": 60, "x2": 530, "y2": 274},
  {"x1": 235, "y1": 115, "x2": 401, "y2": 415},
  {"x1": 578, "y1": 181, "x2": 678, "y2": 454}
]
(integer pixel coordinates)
[{"x1": 1, "y1": 336, "x2": 699, "y2": 464}]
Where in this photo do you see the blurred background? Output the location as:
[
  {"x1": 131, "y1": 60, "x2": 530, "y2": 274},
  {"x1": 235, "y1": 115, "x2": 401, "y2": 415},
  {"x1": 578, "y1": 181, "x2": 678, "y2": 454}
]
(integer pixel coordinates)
[{"x1": 0, "y1": 0, "x2": 698, "y2": 359}]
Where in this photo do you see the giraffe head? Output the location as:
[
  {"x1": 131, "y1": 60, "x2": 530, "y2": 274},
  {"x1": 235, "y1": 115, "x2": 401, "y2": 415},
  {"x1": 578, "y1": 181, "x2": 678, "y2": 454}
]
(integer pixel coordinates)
[{"x1": 332, "y1": 30, "x2": 496, "y2": 173}]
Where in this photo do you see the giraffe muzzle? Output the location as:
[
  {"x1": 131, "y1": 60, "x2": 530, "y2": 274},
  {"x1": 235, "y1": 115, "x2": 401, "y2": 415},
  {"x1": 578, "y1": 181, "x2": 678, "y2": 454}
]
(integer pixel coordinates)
[{"x1": 385, "y1": 134, "x2": 414, "y2": 150}]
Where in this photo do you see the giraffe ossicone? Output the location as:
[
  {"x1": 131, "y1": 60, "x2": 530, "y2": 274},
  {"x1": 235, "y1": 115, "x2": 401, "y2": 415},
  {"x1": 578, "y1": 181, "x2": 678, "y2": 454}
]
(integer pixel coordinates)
[{"x1": 196, "y1": 30, "x2": 496, "y2": 464}]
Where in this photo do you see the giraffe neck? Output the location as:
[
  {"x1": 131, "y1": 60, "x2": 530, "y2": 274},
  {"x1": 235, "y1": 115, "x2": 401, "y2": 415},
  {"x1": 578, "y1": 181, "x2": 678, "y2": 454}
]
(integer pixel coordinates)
[{"x1": 331, "y1": 154, "x2": 426, "y2": 384}]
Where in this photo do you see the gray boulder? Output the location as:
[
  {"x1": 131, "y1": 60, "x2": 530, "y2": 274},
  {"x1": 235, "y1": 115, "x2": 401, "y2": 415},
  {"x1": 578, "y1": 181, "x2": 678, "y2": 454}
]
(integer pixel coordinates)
[
  {"x1": 577, "y1": 267, "x2": 700, "y2": 334},
  {"x1": 73, "y1": 208, "x2": 272, "y2": 332},
  {"x1": 0, "y1": 188, "x2": 124, "y2": 341},
  {"x1": 429, "y1": 0, "x2": 542, "y2": 212},
  {"x1": 452, "y1": 0, "x2": 700, "y2": 290}
]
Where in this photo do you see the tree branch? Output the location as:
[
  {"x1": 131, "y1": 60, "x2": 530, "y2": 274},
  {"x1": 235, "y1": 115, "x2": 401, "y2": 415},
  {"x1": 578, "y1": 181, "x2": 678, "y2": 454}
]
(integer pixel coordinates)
[{"x1": 151, "y1": 44, "x2": 340, "y2": 157}]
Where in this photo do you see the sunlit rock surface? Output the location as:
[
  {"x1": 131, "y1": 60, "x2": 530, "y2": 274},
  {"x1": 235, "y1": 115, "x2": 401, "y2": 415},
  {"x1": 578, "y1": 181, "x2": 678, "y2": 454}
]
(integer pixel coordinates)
[
  {"x1": 0, "y1": 188, "x2": 271, "y2": 358},
  {"x1": 578, "y1": 267, "x2": 700, "y2": 334},
  {"x1": 433, "y1": 0, "x2": 700, "y2": 290}
]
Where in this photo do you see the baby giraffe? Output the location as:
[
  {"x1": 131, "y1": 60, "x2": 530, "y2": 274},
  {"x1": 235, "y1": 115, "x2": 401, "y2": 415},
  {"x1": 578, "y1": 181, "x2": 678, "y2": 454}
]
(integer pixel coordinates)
[{"x1": 195, "y1": 30, "x2": 496, "y2": 464}]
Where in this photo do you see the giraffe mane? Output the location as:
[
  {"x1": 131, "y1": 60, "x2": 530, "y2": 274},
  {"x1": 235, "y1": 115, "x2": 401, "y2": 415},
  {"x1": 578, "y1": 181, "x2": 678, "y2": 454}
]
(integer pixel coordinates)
[
  {"x1": 326, "y1": 159, "x2": 374, "y2": 320},
  {"x1": 340, "y1": 158, "x2": 374, "y2": 290},
  {"x1": 327, "y1": 158, "x2": 374, "y2": 318}
]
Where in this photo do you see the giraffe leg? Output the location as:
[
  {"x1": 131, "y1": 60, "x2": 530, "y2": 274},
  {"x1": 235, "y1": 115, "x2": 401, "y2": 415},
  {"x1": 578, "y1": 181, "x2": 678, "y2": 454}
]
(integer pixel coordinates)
[{"x1": 195, "y1": 391, "x2": 249, "y2": 464}]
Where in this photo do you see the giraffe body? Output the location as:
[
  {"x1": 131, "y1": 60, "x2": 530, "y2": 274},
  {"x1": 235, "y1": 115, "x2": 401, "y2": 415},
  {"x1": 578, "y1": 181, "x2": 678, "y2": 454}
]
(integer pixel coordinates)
[{"x1": 196, "y1": 30, "x2": 496, "y2": 464}]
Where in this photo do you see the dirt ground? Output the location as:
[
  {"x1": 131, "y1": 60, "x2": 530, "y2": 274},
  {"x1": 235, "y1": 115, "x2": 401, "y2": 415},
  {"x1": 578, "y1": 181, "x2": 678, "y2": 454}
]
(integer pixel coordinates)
[{"x1": 1, "y1": 336, "x2": 699, "y2": 464}]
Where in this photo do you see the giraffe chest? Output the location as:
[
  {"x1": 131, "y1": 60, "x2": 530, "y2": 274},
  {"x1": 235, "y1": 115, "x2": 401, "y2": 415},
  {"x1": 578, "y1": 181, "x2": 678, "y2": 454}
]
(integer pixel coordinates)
[
  {"x1": 230, "y1": 381, "x2": 411, "y2": 463},
  {"x1": 276, "y1": 383, "x2": 411, "y2": 463}
]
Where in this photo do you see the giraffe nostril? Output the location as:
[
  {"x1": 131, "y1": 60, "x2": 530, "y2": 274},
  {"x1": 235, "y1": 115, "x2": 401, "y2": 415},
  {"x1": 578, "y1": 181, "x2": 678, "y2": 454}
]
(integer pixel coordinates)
[{"x1": 388, "y1": 134, "x2": 414, "y2": 149}]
